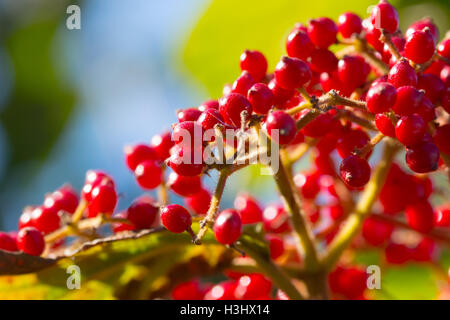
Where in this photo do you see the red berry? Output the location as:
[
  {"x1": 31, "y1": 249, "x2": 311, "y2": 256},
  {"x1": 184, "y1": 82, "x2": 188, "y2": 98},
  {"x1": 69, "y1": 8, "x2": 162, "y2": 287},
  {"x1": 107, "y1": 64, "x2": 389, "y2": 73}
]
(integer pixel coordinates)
[
  {"x1": 167, "y1": 146, "x2": 205, "y2": 177},
  {"x1": 266, "y1": 235, "x2": 285, "y2": 260},
  {"x1": 417, "y1": 74, "x2": 445, "y2": 103},
  {"x1": 263, "y1": 205, "x2": 291, "y2": 233},
  {"x1": 44, "y1": 185, "x2": 79, "y2": 215},
  {"x1": 135, "y1": 160, "x2": 162, "y2": 190},
  {"x1": 336, "y1": 128, "x2": 370, "y2": 158},
  {"x1": 82, "y1": 170, "x2": 114, "y2": 202},
  {"x1": 185, "y1": 188, "x2": 211, "y2": 215},
  {"x1": 204, "y1": 281, "x2": 237, "y2": 300},
  {"x1": 416, "y1": 96, "x2": 436, "y2": 123},
  {"x1": 366, "y1": 82, "x2": 397, "y2": 113},
  {"x1": 329, "y1": 266, "x2": 367, "y2": 299},
  {"x1": 338, "y1": 12, "x2": 362, "y2": 38},
  {"x1": 199, "y1": 99, "x2": 219, "y2": 112},
  {"x1": 31, "y1": 206, "x2": 61, "y2": 234},
  {"x1": 375, "y1": 114, "x2": 396, "y2": 138},
  {"x1": 240, "y1": 50, "x2": 268, "y2": 82},
  {"x1": 370, "y1": 0, "x2": 399, "y2": 33},
  {"x1": 214, "y1": 209, "x2": 242, "y2": 244},
  {"x1": 151, "y1": 131, "x2": 175, "y2": 161},
  {"x1": 0, "y1": 232, "x2": 18, "y2": 252},
  {"x1": 87, "y1": 182, "x2": 117, "y2": 217},
  {"x1": 177, "y1": 108, "x2": 202, "y2": 123},
  {"x1": 406, "y1": 18, "x2": 439, "y2": 45},
  {"x1": 167, "y1": 172, "x2": 202, "y2": 197},
  {"x1": 434, "y1": 205, "x2": 450, "y2": 227},
  {"x1": 172, "y1": 121, "x2": 204, "y2": 149},
  {"x1": 309, "y1": 49, "x2": 338, "y2": 73},
  {"x1": 234, "y1": 193, "x2": 263, "y2": 224},
  {"x1": 301, "y1": 110, "x2": 335, "y2": 137},
  {"x1": 364, "y1": 21, "x2": 384, "y2": 52},
  {"x1": 438, "y1": 38, "x2": 450, "y2": 59},
  {"x1": 264, "y1": 111, "x2": 297, "y2": 145},
  {"x1": 112, "y1": 211, "x2": 135, "y2": 233},
  {"x1": 124, "y1": 144, "x2": 158, "y2": 171},
  {"x1": 406, "y1": 200, "x2": 434, "y2": 233},
  {"x1": 268, "y1": 79, "x2": 296, "y2": 106},
  {"x1": 274, "y1": 56, "x2": 311, "y2": 90},
  {"x1": 286, "y1": 29, "x2": 314, "y2": 61},
  {"x1": 433, "y1": 124, "x2": 450, "y2": 155},
  {"x1": 126, "y1": 200, "x2": 158, "y2": 230},
  {"x1": 294, "y1": 171, "x2": 320, "y2": 199},
  {"x1": 385, "y1": 243, "x2": 412, "y2": 264},
  {"x1": 391, "y1": 86, "x2": 423, "y2": 116},
  {"x1": 197, "y1": 108, "x2": 225, "y2": 133},
  {"x1": 395, "y1": 114, "x2": 426, "y2": 146},
  {"x1": 405, "y1": 141, "x2": 440, "y2": 173},
  {"x1": 219, "y1": 93, "x2": 252, "y2": 128},
  {"x1": 404, "y1": 29, "x2": 435, "y2": 64},
  {"x1": 247, "y1": 83, "x2": 274, "y2": 115},
  {"x1": 339, "y1": 155, "x2": 371, "y2": 188},
  {"x1": 337, "y1": 55, "x2": 370, "y2": 90},
  {"x1": 18, "y1": 207, "x2": 35, "y2": 229},
  {"x1": 412, "y1": 238, "x2": 435, "y2": 262},
  {"x1": 362, "y1": 217, "x2": 393, "y2": 246},
  {"x1": 17, "y1": 227, "x2": 45, "y2": 256},
  {"x1": 172, "y1": 280, "x2": 207, "y2": 300},
  {"x1": 442, "y1": 87, "x2": 450, "y2": 114},
  {"x1": 388, "y1": 60, "x2": 418, "y2": 88},
  {"x1": 160, "y1": 204, "x2": 192, "y2": 233},
  {"x1": 231, "y1": 71, "x2": 255, "y2": 95},
  {"x1": 307, "y1": 17, "x2": 338, "y2": 49},
  {"x1": 235, "y1": 274, "x2": 272, "y2": 299}
]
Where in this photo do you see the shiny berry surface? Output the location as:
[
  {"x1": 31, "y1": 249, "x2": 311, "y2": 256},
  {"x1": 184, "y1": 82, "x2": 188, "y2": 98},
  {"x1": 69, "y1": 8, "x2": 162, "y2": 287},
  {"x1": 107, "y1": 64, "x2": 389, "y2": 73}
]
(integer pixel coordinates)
[
  {"x1": 160, "y1": 204, "x2": 192, "y2": 233},
  {"x1": 214, "y1": 209, "x2": 242, "y2": 245}
]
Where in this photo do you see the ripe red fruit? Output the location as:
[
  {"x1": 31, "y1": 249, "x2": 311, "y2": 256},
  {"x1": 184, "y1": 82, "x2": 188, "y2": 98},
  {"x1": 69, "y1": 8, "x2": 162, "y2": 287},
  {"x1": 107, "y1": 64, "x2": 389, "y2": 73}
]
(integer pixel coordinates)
[
  {"x1": 185, "y1": 188, "x2": 211, "y2": 215},
  {"x1": 199, "y1": 99, "x2": 219, "y2": 112},
  {"x1": 366, "y1": 82, "x2": 397, "y2": 113},
  {"x1": 231, "y1": 71, "x2": 255, "y2": 95},
  {"x1": 197, "y1": 108, "x2": 225, "y2": 132},
  {"x1": 240, "y1": 50, "x2": 268, "y2": 82},
  {"x1": 385, "y1": 243, "x2": 412, "y2": 264},
  {"x1": 442, "y1": 87, "x2": 450, "y2": 114},
  {"x1": 266, "y1": 235, "x2": 285, "y2": 260},
  {"x1": 204, "y1": 281, "x2": 237, "y2": 300},
  {"x1": 406, "y1": 17, "x2": 439, "y2": 45},
  {"x1": 337, "y1": 56, "x2": 370, "y2": 90},
  {"x1": 214, "y1": 209, "x2": 242, "y2": 244},
  {"x1": 18, "y1": 207, "x2": 35, "y2": 229},
  {"x1": 263, "y1": 205, "x2": 291, "y2": 233},
  {"x1": 286, "y1": 29, "x2": 314, "y2": 61},
  {"x1": 406, "y1": 200, "x2": 435, "y2": 233},
  {"x1": 151, "y1": 131, "x2": 175, "y2": 161},
  {"x1": 167, "y1": 146, "x2": 205, "y2": 177},
  {"x1": 172, "y1": 280, "x2": 208, "y2": 300},
  {"x1": 417, "y1": 74, "x2": 445, "y2": 103},
  {"x1": 44, "y1": 185, "x2": 79, "y2": 214},
  {"x1": 375, "y1": 114, "x2": 396, "y2": 137},
  {"x1": 362, "y1": 217, "x2": 393, "y2": 246},
  {"x1": 433, "y1": 124, "x2": 450, "y2": 155},
  {"x1": 391, "y1": 86, "x2": 423, "y2": 116},
  {"x1": 264, "y1": 111, "x2": 297, "y2": 145},
  {"x1": 87, "y1": 182, "x2": 117, "y2": 217},
  {"x1": 82, "y1": 170, "x2": 114, "y2": 202},
  {"x1": 160, "y1": 204, "x2": 192, "y2": 233},
  {"x1": 336, "y1": 129, "x2": 370, "y2": 158},
  {"x1": 126, "y1": 200, "x2": 158, "y2": 230},
  {"x1": 219, "y1": 93, "x2": 252, "y2": 128},
  {"x1": 235, "y1": 274, "x2": 272, "y2": 299},
  {"x1": 274, "y1": 56, "x2": 311, "y2": 90},
  {"x1": 416, "y1": 96, "x2": 436, "y2": 123},
  {"x1": 329, "y1": 266, "x2": 367, "y2": 299},
  {"x1": 247, "y1": 83, "x2": 274, "y2": 115},
  {"x1": 172, "y1": 121, "x2": 204, "y2": 149},
  {"x1": 177, "y1": 108, "x2": 202, "y2": 123},
  {"x1": 307, "y1": 17, "x2": 338, "y2": 49},
  {"x1": 404, "y1": 29, "x2": 435, "y2": 64},
  {"x1": 388, "y1": 60, "x2": 418, "y2": 88},
  {"x1": 437, "y1": 38, "x2": 450, "y2": 59},
  {"x1": 135, "y1": 160, "x2": 162, "y2": 190},
  {"x1": 268, "y1": 79, "x2": 296, "y2": 106},
  {"x1": 112, "y1": 211, "x2": 135, "y2": 233},
  {"x1": 339, "y1": 155, "x2": 371, "y2": 188},
  {"x1": 364, "y1": 21, "x2": 384, "y2": 52},
  {"x1": 395, "y1": 114, "x2": 426, "y2": 146},
  {"x1": 338, "y1": 12, "x2": 362, "y2": 38},
  {"x1": 167, "y1": 172, "x2": 202, "y2": 197},
  {"x1": 31, "y1": 206, "x2": 61, "y2": 234},
  {"x1": 294, "y1": 171, "x2": 320, "y2": 199},
  {"x1": 434, "y1": 205, "x2": 450, "y2": 227},
  {"x1": 309, "y1": 49, "x2": 338, "y2": 73},
  {"x1": 405, "y1": 141, "x2": 440, "y2": 173},
  {"x1": 234, "y1": 193, "x2": 263, "y2": 224},
  {"x1": 124, "y1": 144, "x2": 158, "y2": 171},
  {"x1": 370, "y1": 0, "x2": 399, "y2": 33},
  {"x1": 301, "y1": 111, "x2": 335, "y2": 138},
  {"x1": 16, "y1": 227, "x2": 45, "y2": 256},
  {"x1": 0, "y1": 232, "x2": 18, "y2": 252}
]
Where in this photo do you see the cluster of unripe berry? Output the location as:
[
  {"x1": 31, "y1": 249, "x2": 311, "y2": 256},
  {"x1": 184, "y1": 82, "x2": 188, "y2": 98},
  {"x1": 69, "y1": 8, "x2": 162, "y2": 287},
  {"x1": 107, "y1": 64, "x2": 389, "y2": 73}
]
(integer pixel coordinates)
[{"x1": 0, "y1": 0, "x2": 449, "y2": 300}]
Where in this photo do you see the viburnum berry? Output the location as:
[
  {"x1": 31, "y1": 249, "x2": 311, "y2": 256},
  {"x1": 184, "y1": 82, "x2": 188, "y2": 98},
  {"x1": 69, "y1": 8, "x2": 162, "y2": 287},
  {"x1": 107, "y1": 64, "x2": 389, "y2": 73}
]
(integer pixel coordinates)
[
  {"x1": 177, "y1": 107, "x2": 202, "y2": 123},
  {"x1": 339, "y1": 155, "x2": 371, "y2": 188},
  {"x1": 197, "y1": 108, "x2": 225, "y2": 131},
  {"x1": 172, "y1": 121, "x2": 204, "y2": 149},
  {"x1": 389, "y1": 59, "x2": 418, "y2": 88},
  {"x1": 405, "y1": 141, "x2": 440, "y2": 173},
  {"x1": 172, "y1": 280, "x2": 208, "y2": 300},
  {"x1": 266, "y1": 235, "x2": 285, "y2": 260},
  {"x1": 375, "y1": 115, "x2": 396, "y2": 137},
  {"x1": 364, "y1": 20, "x2": 384, "y2": 52},
  {"x1": 247, "y1": 83, "x2": 274, "y2": 115},
  {"x1": 294, "y1": 171, "x2": 321, "y2": 199},
  {"x1": 264, "y1": 111, "x2": 297, "y2": 145},
  {"x1": 434, "y1": 205, "x2": 450, "y2": 227},
  {"x1": 234, "y1": 274, "x2": 272, "y2": 299},
  {"x1": 31, "y1": 206, "x2": 61, "y2": 234},
  {"x1": 274, "y1": 56, "x2": 311, "y2": 90},
  {"x1": 0, "y1": 232, "x2": 18, "y2": 252},
  {"x1": 370, "y1": 0, "x2": 399, "y2": 33},
  {"x1": 437, "y1": 38, "x2": 450, "y2": 59},
  {"x1": 112, "y1": 211, "x2": 135, "y2": 233},
  {"x1": 412, "y1": 238, "x2": 436, "y2": 262},
  {"x1": 18, "y1": 207, "x2": 35, "y2": 229},
  {"x1": 366, "y1": 82, "x2": 397, "y2": 114},
  {"x1": 240, "y1": 50, "x2": 268, "y2": 82},
  {"x1": 405, "y1": 200, "x2": 435, "y2": 233},
  {"x1": 433, "y1": 124, "x2": 450, "y2": 155},
  {"x1": 385, "y1": 242, "x2": 412, "y2": 264},
  {"x1": 231, "y1": 71, "x2": 255, "y2": 95},
  {"x1": 219, "y1": 93, "x2": 252, "y2": 128},
  {"x1": 234, "y1": 193, "x2": 263, "y2": 224},
  {"x1": 134, "y1": 160, "x2": 162, "y2": 190},
  {"x1": 382, "y1": 36, "x2": 405, "y2": 63},
  {"x1": 151, "y1": 131, "x2": 174, "y2": 161},
  {"x1": 268, "y1": 79, "x2": 296, "y2": 106},
  {"x1": 329, "y1": 266, "x2": 367, "y2": 299},
  {"x1": 124, "y1": 143, "x2": 158, "y2": 171},
  {"x1": 204, "y1": 280, "x2": 237, "y2": 300},
  {"x1": 286, "y1": 29, "x2": 314, "y2": 61},
  {"x1": 185, "y1": 188, "x2": 211, "y2": 215},
  {"x1": 416, "y1": 96, "x2": 436, "y2": 123},
  {"x1": 213, "y1": 209, "x2": 242, "y2": 245},
  {"x1": 126, "y1": 199, "x2": 158, "y2": 230},
  {"x1": 199, "y1": 99, "x2": 219, "y2": 112},
  {"x1": 16, "y1": 227, "x2": 45, "y2": 256},
  {"x1": 160, "y1": 204, "x2": 192, "y2": 233},
  {"x1": 395, "y1": 114, "x2": 426, "y2": 146},
  {"x1": 362, "y1": 217, "x2": 393, "y2": 246},
  {"x1": 336, "y1": 128, "x2": 370, "y2": 159},
  {"x1": 406, "y1": 17, "x2": 439, "y2": 45},
  {"x1": 417, "y1": 74, "x2": 445, "y2": 103},
  {"x1": 442, "y1": 87, "x2": 450, "y2": 114},
  {"x1": 337, "y1": 55, "x2": 370, "y2": 90},
  {"x1": 309, "y1": 49, "x2": 338, "y2": 73},
  {"x1": 167, "y1": 145, "x2": 205, "y2": 177},
  {"x1": 263, "y1": 205, "x2": 291, "y2": 233},
  {"x1": 167, "y1": 172, "x2": 202, "y2": 197},
  {"x1": 44, "y1": 185, "x2": 79, "y2": 215},
  {"x1": 87, "y1": 181, "x2": 118, "y2": 217},
  {"x1": 307, "y1": 17, "x2": 338, "y2": 49},
  {"x1": 82, "y1": 170, "x2": 114, "y2": 202},
  {"x1": 391, "y1": 86, "x2": 423, "y2": 116},
  {"x1": 404, "y1": 29, "x2": 435, "y2": 64},
  {"x1": 338, "y1": 12, "x2": 362, "y2": 38},
  {"x1": 301, "y1": 110, "x2": 335, "y2": 138}
]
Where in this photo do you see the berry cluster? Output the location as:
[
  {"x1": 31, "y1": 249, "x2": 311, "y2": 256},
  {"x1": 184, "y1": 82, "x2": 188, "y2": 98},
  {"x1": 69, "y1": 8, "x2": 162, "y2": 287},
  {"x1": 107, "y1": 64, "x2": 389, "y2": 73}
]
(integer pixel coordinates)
[{"x1": 0, "y1": 0, "x2": 449, "y2": 300}]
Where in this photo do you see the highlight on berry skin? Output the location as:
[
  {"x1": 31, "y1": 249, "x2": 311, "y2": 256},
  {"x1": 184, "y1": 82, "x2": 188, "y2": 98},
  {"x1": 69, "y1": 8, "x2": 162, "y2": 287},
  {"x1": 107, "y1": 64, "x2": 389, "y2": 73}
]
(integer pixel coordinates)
[{"x1": 0, "y1": 0, "x2": 449, "y2": 302}]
